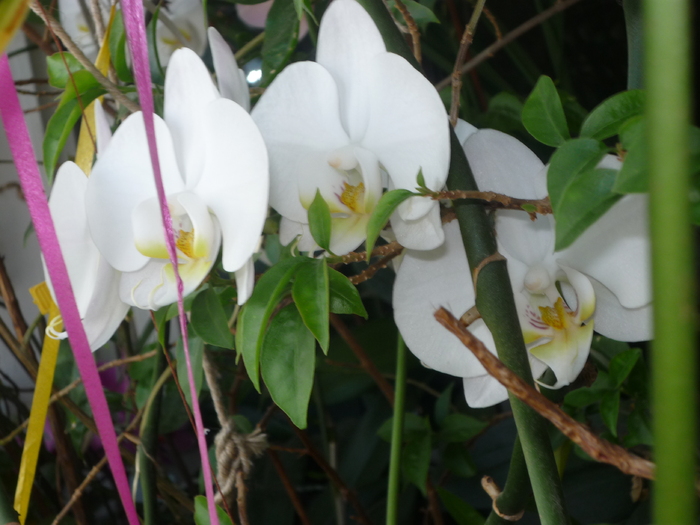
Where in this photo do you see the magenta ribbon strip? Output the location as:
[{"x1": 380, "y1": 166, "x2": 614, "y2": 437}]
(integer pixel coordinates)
[
  {"x1": 118, "y1": 2, "x2": 219, "y2": 523},
  {"x1": 0, "y1": 54, "x2": 140, "y2": 525}
]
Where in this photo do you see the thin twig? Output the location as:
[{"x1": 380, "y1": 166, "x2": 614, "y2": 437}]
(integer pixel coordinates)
[
  {"x1": 330, "y1": 314, "x2": 394, "y2": 405},
  {"x1": 0, "y1": 257, "x2": 29, "y2": 341},
  {"x1": 393, "y1": 0, "x2": 421, "y2": 63},
  {"x1": 21, "y1": 23, "x2": 56, "y2": 55},
  {"x1": 28, "y1": 0, "x2": 140, "y2": 113},
  {"x1": 327, "y1": 241, "x2": 403, "y2": 265},
  {"x1": 291, "y1": 425, "x2": 374, "y2": 525},
  {"x1": 14, "y1": 78, "x2": 50, "y2": 86},
  {"x1": 434, "y1": 307, "x2": 656, "y2": 480},
  {"x1": 434, "y1": 190, "x2": 552, "y2": 217},
  {"x1": 435, "y1": 0, "x2": 585, "y2": 92},
  {"x1": 268, "y1": 449, "x2": 312, "y2": 525},
  {"x1": 348, "y1": 250, "x2": 403, "y2": 285},
  {"x1": 24, "y1": 100, "x2": 60, "y2": 113},
  {"x1": 449, "y1": 0, "x2": 487, "y2": 126}
]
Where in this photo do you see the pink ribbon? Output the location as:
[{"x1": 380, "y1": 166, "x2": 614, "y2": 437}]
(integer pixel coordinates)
[
  {"x1": 118, "y1": 3, "x2": 219, "y2": 523},
  {"x1": 0, "y1": 54, "x2": 140, "y2": 525}
]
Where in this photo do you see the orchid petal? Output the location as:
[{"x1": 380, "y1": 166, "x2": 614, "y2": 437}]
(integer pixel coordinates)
[
  {"x1": 330, "y1": 214, "x2": 369, "y2": 255},
  {"x1": 252, "y1": 62, "x2": 350, "y2": 223},
  {"x1": 86, "y1": 112, "x2": 185, "y2": 272},
  {"x1": 176, "y1": 192, "x2": 217, "y2": 259},
  {"x1": 558, "y1": 265, "x2": 596, "y2": 321},
  {"x1": 156, "y1": 0, "x2": 207, "y2": 66},
  {"x1": 513, "y1": 290, "x2": 554, "y2": 344},
  {"x1": 316, "y1": 0, "x2": 385, "y2": 140},
  {"x1": 455, "y1": 119, "x2": 478, "y2": 147},
  {"x1": 49, "y1": 162, "x2": 99, "y2": 309},
  {"x1": 94, "y1": 100, "x2": 111, "y2": 157},
  {"x1": 558, "y1": 194, "x2": 651, "y2": 309},
  {"x1": 235, "y1": 257, "x2": 256, "y2": 305},
  {"x1": 462, "y1": 375, "x2": 508, "y2": 408},
  {"x1": 279, "y1": 217, "x2": 320, "y2": 252},
  {"x1": 589, "y1": 276, "x2": 653, "y2": 342},
  {"x1": 394, "y1": 221, "x2": 487, "y2": 376},
  {"x1": 362, "y1": 52, "x2": 450, "y2": 221},
  {"x1": 208, "y1": 27, "x2": 251, "y2": 111},
  {"x1": 164, "y1": 48, "x2": 220, "y2": 188},
  {"x1": 132, "y1": 197, "x2": 170, "y2": 260},
  {"x1": 354, "y1": 147, "x2": 383, "y2": 213},
  {"x1": 529, "y1": 320, "x2": 594, "y2": 388},
  {"x1": 390, "y1": 201, "x2": 444, "y2": 250},
  {"x1": 82, "y1": 256, "x2": 130, "y2": 350},
  {"x1": 194, "y1": 98, "x2": 269, "y2": 272}
]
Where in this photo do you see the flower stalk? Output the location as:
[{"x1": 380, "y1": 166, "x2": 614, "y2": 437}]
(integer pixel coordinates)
[
  {"x1": 645, "y1": 0, "x2": 696, "y2": 522},
  {"x1": 385, "y1": 334, "x2": 406, "y2": 525}
]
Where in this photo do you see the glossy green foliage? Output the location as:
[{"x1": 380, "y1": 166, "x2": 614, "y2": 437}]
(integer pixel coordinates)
[
  {"x1": 522, "y1": 75, "x2": 570, "y2": 146},
  {"x1": 365, "y1": 188, "x2": 415, "y2": 260}
]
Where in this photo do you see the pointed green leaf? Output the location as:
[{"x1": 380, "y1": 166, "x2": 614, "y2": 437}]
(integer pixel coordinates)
[
  {"x1": 46, "y1": 52, "x2": 84, "y2": 89},
  {"x1": 261, "y1": 0, "x2": 299, "y2": 86},
  {"x1": 600, "y1": 390, "x2": 620, "y2": 437},
  {"x1": 261, "y1": 304, "x2": 315, "y2": 428},
  {"x1": 580, "y1": 89, "x2": 645, "y2": 140},
  {"x1": 194, "y1": 496, "x2": 234, "y2": 525},
  {"x1": 365, "y1": 188, "x2": 415, "y2": 260},
  {"x1": 307, "y1": 189, "x2": 332, "y2": 252},
  {"x1": 236, "y1": 257, "x2": 308, "y2": 391},
  {"x1": 438, "y1": 413, "x2": 487, "y2": 443},
  {"x1": 442, "y1": 443, "x2": 477, "y2": 479},
  {"x1": 554, "y1": 168, "x2": 621, "y2": 250},
  {"x1": 328, "y1": 268, "x2": 367, "y2": 318},
  {"x1": 292, "y1": 258, "x2": 330, "y2": 352},
  {"x1": 548, "y1": 138, "x2": 607, "y2": 212},
  {"x1": 176, "y1": 335, "x2": 205, "y2": 409},
  {"x1": 436, "y1": 488, "x2": 485, "y2": 525},
  {"x1": 522, "y1": 75, "x2": 570, "y2": 146},
  {"x1": 108, "y1": 11, "x2": 134, "y2": 83},
  {"x1": 191, "y1": 288, "x2": 235, "y2": 349},
  {"x1": 613, "y1": 116, "x2": 647, "y2": 193},
  {"x1": 608, "y1": 348, "x2": 642, "y2": 388}
]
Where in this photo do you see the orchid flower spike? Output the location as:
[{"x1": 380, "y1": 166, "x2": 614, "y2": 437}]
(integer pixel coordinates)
[
  {"x1": 46, "y1": 161, "x2": 129, "y2": 351},
  {"x1": 86, "y1": 48, "x2": 269, "y2": 309},
  {"x1": 393, "y1": 123, "x2": 652, "y2": 407},
  {"x1": 251, "y1": 0, "x2": 450, "y2": 255},
  {"x1": 58, "y1": 0, "x2": 206, "y2": 65}
]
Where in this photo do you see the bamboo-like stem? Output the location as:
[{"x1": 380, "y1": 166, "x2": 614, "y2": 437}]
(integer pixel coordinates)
[
  {"x1": 385, "y1": 334, "x2": 406, "y2": 525},
  {"x1": 393, "y1": 0, "x2": 421, "y2": 63},
  {"x1": 28, "y1": 0, "x2": 140, "y2": 113},
  {"x1": 623, "y1": 0, "x2": 643, "y2": 89},
  {"x1": 483, "y1": 438, "x2": 531, "y2": 525},
  {"x1": 449, "y1": 0, "x2": 487, "y2": 126},
  {"x1": 645, "y1": 0, "x2": 696, "y2": 523}
]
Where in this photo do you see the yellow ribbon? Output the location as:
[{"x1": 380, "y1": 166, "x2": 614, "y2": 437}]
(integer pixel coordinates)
[
  {"x1": 14, "y1": 282, "x2": 61, "y2": 524},
  {"x1": 74, "y1": 5, "x2": 116, "y2": 175}
]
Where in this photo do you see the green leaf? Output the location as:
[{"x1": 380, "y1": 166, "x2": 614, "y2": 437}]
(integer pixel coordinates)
[
  {"x1": 46, "y1": 52, "x2": 84, "y2": 89},
  {"x1": 521, "y1": 75, "x2": 570, "y2": 146},
  {"x1": 608, "y1": 348, "x2": 642, "y2": 388},
  {"x1": 307, "y1": 190, "x2": 332, "y2": 252},
  {"x1": 261, "y1": 304, "x2": 316, "y2": 428},
  {"x1": 108, "y1": 12, "x2": 133, "y2": 83},
  {"x1": 442, "y1": 443, "x2": 477, "y2": 479},
  {"x1": 624, "y1": 404, "x2": 653, "y2": 447},
  {"x1": 436, "y1": 488, "x2": 485, "y2": 525},
  {"x1": 43, "y1": 70, "x2": 106, "y2": 179},
  {"x1": 564, "y1": 385, "x2": 608, "y2": 408},
  {"x1": 261, "y1": 0, "x2": 299, "y2": 86},
  {"x1": 600, "y1": 390, "x2": 620, "y2": 437},
  {"x1": 438, "y1": 413, "x2": 487, "y2": 443},
  {"x1": 553, "y1": 168, "x2": 621, "y2": 250},
  {"x1": 613, "y1": 116, "x2": 647, "y2": 193},
  {"x1": 292, "y1": 258, "x2": 330, "y2": 352},
  {"x1": 402, "y1": 426, "x2": 431, "y2": 495},
  {"x1": 365, "y1": 189, "x2": 416, "y2": 260},
  {"x1": 194, "y1": 495, "x2": 234, "y2": 525},
  {"x1": 328, "y1": 268, "x2": 367, "y2": 318},
  {"x1": 388, "y1": 0, "x2": 438, "y2": 28},
  {"x1": 176, "y1": 335, "x2": 205, "y2": 409},
  {"x1": 579, "y1": 90, "x2": 645, "y2": 140},
  {"x1": 190, "y1": 288, "x2": 235, "y2": 349},
  {"x1": 292, "y1": 0, "x2": 316, "y2": 22},
  {"x1": 236, "y1": 257, "x2": 308, "y2": 391},
  {"x1": 416, "y1": 169, "x2": 427, "y2": 190},
  {"x1": 547, "y1": 138, "x2": 607, "y2": 212},
  {"x1": 482, "y1": 92, "x2": 525, "y2": 133},
  {"x1": 433, "y1": 383, "x2": 454, "y2": 427},
  {"x1": 377, "y1": 412, "x2": 427, "y2": 442}
]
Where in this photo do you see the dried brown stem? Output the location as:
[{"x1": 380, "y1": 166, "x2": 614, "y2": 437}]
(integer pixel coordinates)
[
  {"x1": 329, "y1": 241, "x2": 403, "y2": 265},
  {"x1": 426, "y1": 479, "x2": 444, "y2": 525},
  {"x1": 28, "y1": 0, "x2": 140, "y2": 113},
  {"x1": 435, "y1": 0, "x2": 585, "y2": 92},
  {"x1": 21, "y1": 22, "x2": 56, "y2": 55},
  {"x1": 0, "y1": 257, "x2": 29, "y2": 340},
  {"x1": 435, "y1": 190, "x2": 552, "y2": 217},
  {"x1": 268, "y1": 449, "x2": 312, "y2": 525},
  {"x1": 433, "y1": 307, "x2": 656, "y2": 480},
  {"x1": 393, "y1": 0, "x2": 421, "y2": 63},
  {"x1": 449, "y1": 0, "x2": 487, "y2": 126},
  {"x1": 349, "y1": 249, "x2": 403, "y2": 285},
  {"x1": 330, "y1": 314, "x2": 395, "y2": 405},
  {"x1": 291, "y1": 425, "x2": 373, "y2": 525}
]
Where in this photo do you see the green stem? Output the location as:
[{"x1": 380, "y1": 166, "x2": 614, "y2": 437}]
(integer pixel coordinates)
[
  {"x1": 234, "y1": 31, "x2": 265, "y2": 62},
  {"x1": 139, "y1": 325, "x2": 169, "y2": 525},
  {"x1": 0, "y1": 476, "x2": 17, "y2": 524},
  {"x1": 385, "y1": 334, "x2": 407, "y2": 525},
  {"x1": 623, "y1": 0, "x2": 643, "y2": 89},
  {"x1": 645, "y1": 0, "x2": 696, "y2": 523},
  {"x1": 354, "y1": 2, "x2": 568, "y2": 522},
  {"x1": 484, "y1": 437, "x2": 532, "y2": 525}
]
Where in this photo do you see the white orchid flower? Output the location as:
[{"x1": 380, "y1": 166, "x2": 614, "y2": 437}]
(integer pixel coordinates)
[
  {"x1": 394, "y1": 124, "x2": 652, "y2": 408},
  {"x1": 58, "y1": 0, "x2": 206, "y2": 65},
  {"x1": 85, "y1": 48, "x2": 268, "y2": 309},
  {"x1": 208, "y1": 27, "x2": 251, "y2": 113},
  {"x1": 251, "y1": 0, "x2": 450, "y2": 255},
  {"x1": 46, "y1": 161, "x2": 129, "y2": 351}
]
